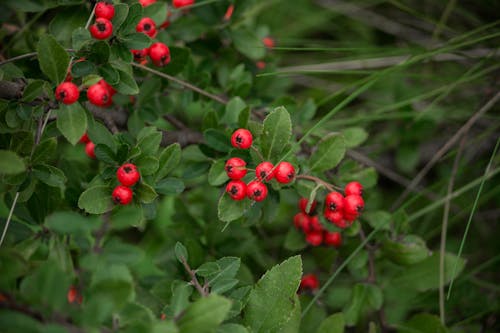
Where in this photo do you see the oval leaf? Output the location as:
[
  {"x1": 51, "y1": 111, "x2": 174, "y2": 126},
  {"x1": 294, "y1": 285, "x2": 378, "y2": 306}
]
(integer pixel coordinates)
[
  {"x1": 261, "y1": 106, "x2": 292, "y2": 161},
  {"x1": 56, "y1": 103, "x2": 87, "y2": 145},
  {"x1": 78, "y1": 185, "x2": 113, "y2": 214},
  {"x1": 309, "y1": 133, "x2": 346, "y2": 172},
  {"x1": 37, "y1": 35, "x2": 69, "y2": 83}
]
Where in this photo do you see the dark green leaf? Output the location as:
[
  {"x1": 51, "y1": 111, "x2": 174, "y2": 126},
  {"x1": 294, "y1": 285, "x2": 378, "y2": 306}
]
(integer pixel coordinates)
[
  {"x1": 37, "y1": 34, "x2": 70, "y2": 83},
  {"x1": 112, "y1": 3, "x2": 129, "y2": 31},
  {"x1": 155, "y1": 177, "x2": 185, "y2": 195},
  {"x1": 94, "y1": 144, "x2": 118, "y2": 164},
  {"x1": 399, "y1": 313, "x2": 447, "y2": 333},
  {"x1": 137, "y1": 127, "x2": 162, "y2": 155},
  {"x1": 221, "y1": 97, "x2": 246, "y2": 125},
  {"x1": 118, "y1": 3, "x2": 143, "y2": 35},
  {"x1": 111, "y1": 205, "x2": 144, "y2": 230},
  {"x1": 31, "y1": 138, "x2": 57, "y2": 165},
  {"x1": 174, "y1": 242, "x2": 188, "y2": 263},
  {"x1": 208, "y1": 159, "x2": 229, "y2": 186},
  {"x1": 88, "y1": 120, "x2": 117, "y2": 152},
  {"x1": 78, "y1": 185, "x2": 113, "y2": 214},
  {"x1": 121, "y1": 32, "x2": 152, "y2": 50},
  {"x1": 71, "y1": 60, "x2": 96, "y2": 78},
  {"x1": 178, "y1": 295, "x2": 232, "y2": 333},
  {"x1": 143, "y1": 1, "x2": 168, "y2": 25},
  {"x1": 156, "y1": 143, "x2": 181, "y2": 181},
  {"x1": 167, "y1": 280, "x2": 193, "y2": 317},
  {"x1": 88, "y1": 41, "x2": 110, "y2": 64},
  {"x1": 32, "y1": 164, "x2": 66, "y2": 188},
  {"x1": 21, "y1": 80, "x2": 45, "y2": 102},
  {"x1": 204, "y1": 129, "x2": 232, "y2": 152},
  {"x1": 114, "y1": 68, "x2": 139, "y2": 95},
  {"x1": 56, "y1": 102, "x2": 87, "y2": 145},
  {"x1": 342, "y1": 127, "x2": 368, "y2": 148},
  {"x1": 99, "y1": 66, "x2": 120, "y2": 85},
  {"x1": 316, "y1": 313, "x2": 345, "y2": 333},
  {"x1": 136, "y1": 182, "x2": 158, "y2": 203},
  {"x1": 135, "y1": 155, "x2": 159, "y2": 175},
  {"x1": 382, "y1": 235, "x2": 430, "y2": 266},
  {"x1": 231, "y1": 28, "x2": 266, "y2": 60},
  {"x1": 309, "y1": 133, "x2": 346, "y2": 172},
  {"x1": 90, "y1": 264, "x2": 134, "y2": 306},
  {"x1": 343, "y1": 283, "x2": 383, "y2": 326},
  {"x1": 72, "y1": 27, "x2": 92, "y2": 51},
  {"x1": 261, "y1": 106, "x2": 292, "y2": 161},
  {"x1": 45, "y1": 211, "x2": 98, "y2": 235},
  {"x1": 49, "y1": 7, "x2": 88, "y2": 45},
  {"x1": 162, "y1": 46, "x2": 191, "y2": 76},
  {"x1": 217, "y1": 193, "x2": 251, "y2": 222},
  {"x1": 0, "y1": 150, "x2": 26, "y2": 175}
]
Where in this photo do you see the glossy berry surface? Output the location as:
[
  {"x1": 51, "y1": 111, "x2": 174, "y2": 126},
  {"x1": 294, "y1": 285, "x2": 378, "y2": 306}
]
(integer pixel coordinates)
[
  {"x1": 116, "y1": 163, "x2": 140, "y2": 187},
  {"x1": 79, "y1": 133, "x2": 90, "y2": 144},
  {"x1": 305, "y1": 231, "x2": 323, "y2": 246},
  {"x1": 89, "y1": 18, "x2": 113, "y2": 40},
  {"x1": 308, "y1": 215, "x2": 323, "y2": 232},
  {"x1": 226, "y1": 180, "x2": 246, "y2": 200},
  {"x1": 325, "y1": 191, "x2": 344, "y2": 212},
  {"x1": 87, "y1": 83, "x2": 110, "y2": 106},
  {"x1": 95, "y1": 2, "x2": 115, "y2": 20},
  {"x1": 55, "y1": 82, "x2": 80, "y2": 105},
  {"x1": 324, "y1": 231, "x2": 342, "y2": 248},
  {"x1": 344, "y1": 195, "x2": 365, "y2": 216},
  {"x1": 246, "y1": 181, "x2": 268, "y2": 202},
  {"x1": 225, "y1": 157, "x2": 247, "y2": 180},
  {"x1": 255, "y1": 161, "x2": 274, "y2": 181},
  {"x1": 299, "y1": 198, "x2": 317, "y2": 215},
  {"x1": 139, "y1": 0, "x2": 156, "y2": 6},
  {"x1": 231, "y1": 128, "x2": 253, "y2": 149},
  {"x1": 132, "y1": 48, "x2": 149, "y2": 62},
  {"x1": 97, "y1": 79, "x2": 116, "y2": 96},
  {"x1": 136, "y1": 17, "x2": 157, "y2": 38},
  {"x1": 112, "y1": 185, "x2": 133, "y2": 205},
  {"x1": 293, "y1": 212, "x2": 309, "y2": 230},
  {"x1": 324, "y1": 209, "x2": 343, "y2": 225},
  {"x1": 345, "y1": 181, "x2": 363, "y2": 196},
  {"x1": 173, "y1": 0, "x2": 194, "y2": 8},
  {"x1": 149, "y1": 42, "x2": 171, "y2": 67},
  {"x1": 300, "y1": 274, "x2": 319, "y2": 290},
  {"x1": 85, "y1": 141, "x2": 96, "y2": 159},
  {"x1": 274, "y1": 161, "x2": 295, "y2": 184}
]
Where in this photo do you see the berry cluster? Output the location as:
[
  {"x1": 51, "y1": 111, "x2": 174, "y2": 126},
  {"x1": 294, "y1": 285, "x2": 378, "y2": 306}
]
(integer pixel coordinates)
[
  {"x1": 323, "y1": 181, "x2": 365, "y2": 228},
  {"x1": 112, "y1": 163, "x2": 141, "y2": 205},
  {"x1": 90, "y1": 2, "x2": 115, "y2": 40},
  {"x1": 224, "y1": 129, "x2": 296, "y2": 202},
  {"x1": 79, "y1": 133, "x2": 96, "y2": 159},
  {"x1": 293, "y1": 198, "x2": 342, "y2": 248}
]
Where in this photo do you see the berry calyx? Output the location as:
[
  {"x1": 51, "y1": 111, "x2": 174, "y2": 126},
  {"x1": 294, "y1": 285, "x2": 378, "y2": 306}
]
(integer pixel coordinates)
[
  {"x1": 324, "y1": 231, "x2": 342, "y2": 248},
  {"x1": 231, "y1": 128, "x2": 253, "y2": 149},
  {"x1": 173, "y1": 0, "x2": 194, "y2": 8},
  {"x1": 132, "y1": 48, "x2": 149, "y2": 62},
  {"x1": 325, "y1": 191, "x2": 344, "y2": 212},
  {"x1": 246, "y1": 181, "x2": 268, "y2": 202},
  {"x1": 293, "y1": 212, "x2": 309, "y2": 230},
  {"x1": 299, "y1": 198, "x2": 317, "y2": 215},
  {"x1": 274, "y1": 161, "x2": 295, "y2": 184},
  {"x1": 89, "y1": 18, "x2": 113, "y2": 40},
  {"x1": 116, "y1": 163, "x2": 140, "y2": 187},
  {"x1": 55, "y1": 82, "x2": 80, "y2": 105},
  {"x1": 344, "y1": 195, "x2": 364, "y2": 217},
  {"x1": 225, "y1": 157, "x2": 247, "y2": 180},
  {"x1": 255, "y1": 161, "x2": 274, "y2": 181},
  {"x1": 305, "y1": 230, "x2": 323, "y2": 246},
  {"x1": 87, "y1": 83, "x2": 111, "y2": 107},
  {"x1": 112, "y1": 185, "x2": 133, "y2": 205},
  {"x1": 226, "y1": 180, "x2": 247, "y2": 200},
  {"x1": 79, "y1": 133, "x2": 90, "y2": 144},
  {"x1": 345, "y1": 181, "x2": 363, "y2": 196},
  {"x1": 95, "y1": 2, "x2": 115, "y2": 20},
  {"x1": 149, "y1": 42, "x2": 171, "y2": 67},
  {"x1": 85, "y1": 141, "x2": 96, "y2": 159},
  {"x1": 136, "y1": 17, "x2": 157, "y2": 38},
  {"x1": 300, "y1": 274, "x2": 319, "y2": 290}
]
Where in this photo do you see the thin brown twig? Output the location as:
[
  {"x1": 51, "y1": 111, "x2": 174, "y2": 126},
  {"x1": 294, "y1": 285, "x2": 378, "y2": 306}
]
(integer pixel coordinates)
[
  {"x1": 295, "y1": 174, "x2": 342, "y2": 192},
  {"x1": 180, "y1": 257, "x2": 208, "y2": 297}
]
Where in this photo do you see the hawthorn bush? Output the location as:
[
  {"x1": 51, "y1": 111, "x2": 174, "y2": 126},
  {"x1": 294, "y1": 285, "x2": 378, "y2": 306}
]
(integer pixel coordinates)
[{"x1": 0, "y1": 1, "x2": 499, "y2": 332}]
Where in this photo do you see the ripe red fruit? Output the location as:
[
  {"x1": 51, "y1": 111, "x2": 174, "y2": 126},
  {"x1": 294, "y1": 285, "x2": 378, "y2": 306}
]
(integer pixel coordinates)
[
  {"x1": 255, "y1": 161, "x2": 274, "y2": 181},
  {"x1": 85, "y1": 141, "x2": 96, "y2": 159},
  {"x1": 223, "y1": 4, "x2": 234, "y2": 21},
  {"x1": 79, "y1": 133, "x2": 90, "y2": 144},
  {"x1": 305, "y1": 230, "x2": 323, "y2": 246},
  {"x1": 95, "y1": 2, "x2": 115, "y2": 20},
  {"x1": 274, "y1": 161, "x2": 295, "y2": 184},
  {"x1": 293, "y1": 212, "x2": 309, "y2": 230},
  {"x1": 89, "y1": 18, "x2": 113, "y2": 40},
  {"x1": 55, "y1": 82, "x2": 80, "y2": 105},
  {"x1": 262, "y1": 37, "x2": 275, "y2": 48},
  {"x1": 173, "y1": 0, "x2": 194, "y2": 8},
  {"x1": 132, "y1": 48, "x2": 149, "y2": 62},
  {"x1": 112, "y1": 185, "x2": 133, "y2": 205},
  {"x1": 344, "y1": 195, "x2": 365, "y2": 217},
  {"x1": 116, "y1": 163, "x2": 140, "y2": 187},
  {"x1": 324, "y1": 209, "x2": 343, "y2": 225},
  {"x1": 67, "y1": 285, "x2": 82, "y2": 304},
  {"x1": 231, "y1": 128, "x2": 253, "y2": 149},
  {"x1": 87, "y1": 83, "x2": 111, "y2": 107},
  {"x1": 325, "y1": 191, "x2": 344, "y2": 212},
  {"x1": 225, "y1": 157, "x2": 247, "y2": 180},
  {"x1": 299, "y1": 198, "x2": 317, "y2": 215},
  {"x1": 136, "y1": 17, "x2": 157, "y2": 38},
  {"x1": 139, "y1": 0, "x2": 156, "y2": 6},
  {"x1": 226, "y1": 180, "x2": 247, "y2": 200},
  {"x1": 149, "y1": 42, "x2": 171, "y2": 67},
  {"x1": 308, "y1": 215, "x2": 323, "y2": 232},
  {"x1": 324, "y1": 231, "x2": 342, "y2": 248},
  {"x1": 300, "y1": 274, "x2": 319, "y2": 290},
  {"x1": 256, "y1": 61, "x2": 266, "y2": 70},
  {"x1": 345, "y1": 181, "x2": 363, "y2": 197},
  {"x1": 97, "y1": 79, "x2": 116, "y2": 96},
  {"x1": 246, "y1": 181, "x2": 268, "y2": 202}
]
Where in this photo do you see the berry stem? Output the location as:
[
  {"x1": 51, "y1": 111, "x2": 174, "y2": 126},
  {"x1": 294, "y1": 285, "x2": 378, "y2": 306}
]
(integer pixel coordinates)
[{"x1": 295, "y1": 174, "x2": 342, "y2": 192}]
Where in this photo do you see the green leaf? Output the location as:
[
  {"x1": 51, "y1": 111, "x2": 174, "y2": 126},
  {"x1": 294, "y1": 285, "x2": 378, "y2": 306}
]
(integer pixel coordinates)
[
  {"x1": 135, "y1": 155, "x2": 159, "y2": 175},
  {"x1": 121, "y1": 32, "x2": 152, "y2": 50},
  {"x1": 174, "y1": 242, "x2": 188, "y2": 263},
  {"x1": 71, "y1": 60, "x2": 96, "y2": 78},
  {"x1": 161, "y1": 46, "x2": 191, "y2": 76},
  {"x1": 284, "y1": 227, "x2": 307, "y2": 251},
  {"x1": 204, "y1": 129, "x2": 232, "y2": 153},
  {"x1": 90, "y1": 264, "x2": 134, "y2": 307},
  {"x1": 114, "y1": 68, "x2": 139, "y2": 95},
  {"x1": 221, "y1": 97, "x2": 247, "y2": 125},
  {"x1": 399, "y1": 313, "x2": 447, "y2": 333},
  {"x1": 78, "y1": 185, "x2": 113, "y2": 214},
  {"x1": 72, "y1": 27, "x2": 92, "y2": 51},
  {"x1": 0, "y1": 150, "x2": 26, "y2": 175},
  {"x1": 88, "y1": 120, "x2": 117, "y2": 152},
  {"x1": 244, "y1": 256, "x2": 303, "y2": 333},
  {"x1": 21, "y1": 80, "x2": 45, "y2": 102},
  {"x1": 32, "y1": 164, "x2": 66, "y2": 188},
  {"x1": 217, "y1": 193, "x2": 251, "y2": 222},
  {"x1": 197, "y1": 257, "x2": 240, "y2": 290},
  {"x1": 37, "y1": 34, "x2": 69, "y2": 83},
  {"x1": 155, "y1": 177, "x2": 185, "y2": 195},
  {"x1": 49, "y1": 7, "x2": 88, "y2": 45},
  {"x1": 137, "y1": 127, "x2": 162, "y2": 155},
  {"x1": 31, "y1": 138, "x2": 57, "y2": 165},
  {"x1": 112, "y1": 3, "x2": 129, "y2": 32},
  {"x1": 99, "y1": 66, "x2": 120, "y2": 85},
  {"x1": 342, "y1": 127, "x2": 368, "y2": 148},
  {"x1": 56, "y1": 103, "x2": 87, "y2": 145},
  {"x1": 143, "y1": 1, "x2": 168, "y2": 25},
  {"x1": 88, "y1": 41, "x2": 110, "y2": 64},
  {"x1": 45, "y1": 211, "x2": 98, "y2": 235},
  {"x1": 94, "y1": 144, "x2": 118, "y2": 164},
  {"x1": 178, "y1": 294, "x2": 232, "y2": 333},
  {"x1": 118, "y1": 3, "x2": 143, "y2": 35},
  {"x1": 363, "y1": 210, "x2": 392, "y2": 231},
  {"x1": 231, "y1": 28, "x2": 266, "y2": 60},
  {"x1": 261, "y1": 106, "x2": 292, "y2": 161},
  {"x1": 111, "y1": 205, "x2": 144, "y2": 230},
  {"x1": 156, "y1": 143, "x2": 182, "y2": 181},
  {"x1": 316, "y1": 313, "x2": 345, "y2": 333},
  {"x1": 343, "y1": 283, "x2": 383, "y2": 326},
  {"x1": 208, "y1": 159, "x2": 229, "y2": 186},
  {"x1": 217, "y1": 324, "x2": 249, "y2": 333},
  {"x1": 167, "y1": 280, "x2": 193, "y2": 317},
  {"x1": 382, "y1": 235, "x2": 430, "y2": 266},
  {"x1": 136, "y1": 182, "x2": 158, "y2": 203},
  {"x1": 309, "y1": 133, "x2": 346, "y2": 172}
]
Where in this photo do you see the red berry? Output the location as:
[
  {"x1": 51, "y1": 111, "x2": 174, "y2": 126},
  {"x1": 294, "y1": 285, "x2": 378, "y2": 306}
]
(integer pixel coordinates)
[
  {"x1": 256, "y1": 61, "x2": 266, "y2": 70},
  {"x1": 246, "y1": 181, "x2": 268, "y2": 202},
  {"x1": 225, "y1": 157, "x2": 247, "y2": 180},
  {"x1": 345, "y1": 181, "x2": 363, "y2": 197},
  {"x1": 87, "y1": 83, "x2": 111, "y2": 107},
  {"x1": 308, "y1": 215, "x2": 323, "y2": 232},
  {"x1": 79, "y1": 133, "x2": 90, "y2": 144},
  {"x1": 85, "y1": 141, "x2": 96, "y2": 159},
  {"x1": 324, "y1": 231, "x2": 342, "y2": 248},
  {"x1": 293, "y1": 212, "x2": 309, "y2": 230},
  {"x1": 255, "y1": 161, "x2": 274, "y2": 181},
  {"x1": 116, "y1": 163, "x2": 140, "y2": 187},
  {"x1": 300, "y1": 274, "x2": 319, "y2": 290},
  {"x1": 226, "y1": 180, "x2": 247, "y2": 201},
  {"x1": 325, "y1": 191, "x2": 344, "y2": 212},
  {"x1": 149, "y1": 42, "x2": 171, "y2": 67},
  {"x1": 344, "y1": 195, "x2": 364, "y2": 217},
  {"x1": 299, "y1": 198, "x2": 317, "y2": 215},
  {"x1": 334, "y1": 218, "x2": 350, "y2": 229},
  {"x1": 324, "y1": 209, "x2": 343, "y2": 225},
  {"x1": 67, "y1": 285, "x2": 82, "y2": 304},
  {"x1": 89, "y1": 18, "x2": 113, "y2": 40},
  {"x1": 136, "y1": 17, "x2": 157, "y2": 38},
  {"x1": 97, "y1": 79, "x2": 116, "y2": 96},
  {"x1": 95, "y1": 2, "x2": 115, "y2": 20},
  {"x1": 139, "y1": 0, "x2": 156, "y2": 6},
  {"x1": 274, "y1": 161, "x2": 295, "y2": 184},
  {"x1": 262, "y1": 37, "x2": 275, "y2": 48},
  {"x1": 173, "y1": 0, "x2": 194, "y2": 8},
  {"x1": 231, "y1": 128, "x2": 253, "y2": 149},
  {"x1": 132, "y1": 48, "x2": 149, "y2": 62},
  {"x1": 344, "y1": 212, "x2": 358, "y2": 222},
  {"x1": 305, "y1": 231, "x2": 323, "y2": 246},
  {"x1": 55, "y1": 82, "x2": 80, "y2": 105},
  {"x1": 112, "y1": 185, "x2": 133, "y2": 205},
  {"x1": 223, "y1": 4, "x2": 234, "y2": 21}
]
